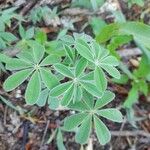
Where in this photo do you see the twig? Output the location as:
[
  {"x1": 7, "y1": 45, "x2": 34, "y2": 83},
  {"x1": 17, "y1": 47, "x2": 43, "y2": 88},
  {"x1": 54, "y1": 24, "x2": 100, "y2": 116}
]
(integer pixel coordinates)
[
  {"x1": 111, "y1": 130, "x2": 150, "y2": 138},
  {"x1": 22, "y1": 121, "x2": 29, "y2": 150},
  {"x1": 40, "y1": 120, "x2": 50, "y2": 149}
]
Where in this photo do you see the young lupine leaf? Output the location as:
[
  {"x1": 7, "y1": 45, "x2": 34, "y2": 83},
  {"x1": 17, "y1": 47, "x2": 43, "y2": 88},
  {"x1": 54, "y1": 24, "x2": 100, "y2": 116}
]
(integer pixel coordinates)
[
  {"x1": 57, "y1": 129, "x2": 66, "y2": 150},
  {"x1": 40, "y1": 55, "x2": 60, "y2": 66},
  {"x1": 50, "y1": 81, "x2": 72, "y2": 97},
  {"x1": 0, "y1": 32, "x2": 17, "y2": 42},
  {"x1": 61, "y1": 84, "x2": 74, "y2": 106},
  {"x1": 48, "y1": 97, "x2": 59, "y2": 110},
  {"x1": 82, "y1": 90, "x2": 94, "y2": 109},
  {"x1": 64, "y1": 113, "x2": 88, "y2": 131},
  {"x1": 97, "y1": 108, "x2": 123, "y2": 122},
  {"x1": 28, "y1": 41, "x2": 45, "y2": 63},
  {"x1": 36, "y1": 89, "x2": 49, "y2": 107},
  {"x1": 3, "y1": 69, "x2": 33, "y2": 91},
  {"x1": 17, "y1": 50, "x2": 35, "y2": 63},
  {"x1": 75, "y1": 42, "x2": 93, "y2": 62},
  {"x1": 98, "y1": 47, "x2": 109, "y2": 60},
  {"x1": 101, "y1": 64, "x2": 120, "y2": 79},
  {"x1": 81, "y1": 81, "x2": 102, "y2": 97},
  {"x1": 68, "y1": 101, "x2": 89, "y2": 111},
  {"x1": 54, "y1": 64, "x2": 74, "y2": 78},
  {"x1": 25, "y1": 71, "x2": 41, "y2": 105},
  {"x1": 0, "y1": 53, "x2": 11, "y2": 63},
  {"x1": 94, "y1": 91, "x2": 115, "y2": 109},
  {"x1": 73, "y1": 85, "x2": 82, "y2": 103},
  {"x1": 26, "y1": 27, "x2": 34, "y2": 39},
  {"x1": 75, "y1": 115, "x2": 92, "y2": 144},
  {"x1": 80, "y1": 71, "x2": 94, "y2": 81},
  {"x1": 101, "y1": 56, "x2": 119, "y2": 66},
  {"x1": 64, "y1": 45, "x2": 74, "y2": 62},
  {"x1": 19, "y1": 24, "x2": 26, "y2": 39},
  {"x1": 6, "y1": 58, "x2": 33, "y2": 71},
  {"x1": 40, "y1": 68, "x2": 59, "y2": 89},
  {"x1": 94, "y1": 115, "x2": 111, "y2": 145},
  {"x1": 94, "y1": 67, "x2": 107, "y2": 92},
  {"x1": 75, "y1": 58, "x2": 87, "y2": 77}
]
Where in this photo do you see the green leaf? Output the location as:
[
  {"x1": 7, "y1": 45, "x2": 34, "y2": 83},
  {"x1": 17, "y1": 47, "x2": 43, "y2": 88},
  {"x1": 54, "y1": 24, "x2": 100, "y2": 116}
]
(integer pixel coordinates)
[
  {"x1": 3, "y1": 69, "x2": 33, "y2": 91},
  {"x1": 96, "y1": 23, "x2": 119, "y2": 43},
  {"x1": 28, "y1": 41, "x2": 45, "y2": 63},
  {"x1": 63, "y1": 113, "x2": 88, "y2": 131},
  {"x1": 139, "y1": 80, "x2": 148, "y2": 96},
  {"x1": 40, "y1": 68, "x2": 59, "y2": 89},
  {"x1": 94, "y1": 91, "x2": 115, "y2": 109},
  {"x1": 123, "y1": 84, "x2": 139, "y2": 108},
  {"x1": 1, "y1": 32, "x2": 17, "y2": 42},
  {"x1": 101, "y1": 64, "x2": 120, "y2": 79},
  {"x1": 26, "y1": 27, "x2": 34, "y2": 39},
  {"x1": 19, "y1": 24, "x2": 26, "y2": 39},
  {"x1": 0, "y1": 53, "x2": 11, "y2": 63},
  {"x1": 81, "y1": 81, "x2": 102, "y2": 97},
  {"x1": 50, "y1": 82, "x2": 72, "y2": 97},
  {"x1": 80, "y1": 71, "x2": 94, "y2": 81},
  {"x1": 97, "y1": 108, "x2": 123, "y2": 122},
  {"x1": 94, "y1": 67, "x2": 107, "y2": 92},
  {"x1": 94, "y1": 115, "x2": 111, "y2": 145},
  {"x1": 40, "y1": 55, "x2": 60, "y2": 66},
  {"x1": 36, "y1": 89, "x2": 49, "y2": 107},
  {"x1": 57, "y1": 129, "x2": 66, "y2": 150},
  {"x1": 73, "y1": 85, "x2": 82, "y2": 103},
  {"x1": 25, "y1": 71, "x2": 41, "y2": 105},
  {"x1": 6, "y1": 58, "x2": 33, "y2": 71},
  {"x1": 75, "y1": 58, "x2": 87, "y2": 77},
  {"x1": 48, "y1": 97, "x2": 59, "y2": 110},
  {"x1": 64, "y1": 45, "x2": 74, "y2": 62},
  {"x1": 35, "y1": 30, "x2": 47, "y2": 44},
  {"x1": 82, "y1": 90, "x2": 94, "y2": 109},
  {"x1": 101, "y1": 56, "x2": 119, "y2": 66},
  {"x1": 75, "y1": 41, "x2": 94, "y2": 62},
  {"x1": 61, "y1": 84, "x2": 74, "y2": 106},
  {"x1": 54, "y1": 63, "x2": 74, "y2": 78},
  {"x1": 75, "y1": 115, "x2": 92, "y2": 144},
  {"x1": 68, "y1": 101, "x2": 89, "y2": 111},
  {"x1": 89, "y1": 17, "x2": 106, "y2": 36}
]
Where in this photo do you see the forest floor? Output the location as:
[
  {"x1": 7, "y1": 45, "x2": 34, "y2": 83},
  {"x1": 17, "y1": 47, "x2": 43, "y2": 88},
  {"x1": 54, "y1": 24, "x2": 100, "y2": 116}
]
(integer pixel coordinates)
[{"x1": 0, "y1": 0, "x2": 150, "y2": 150}]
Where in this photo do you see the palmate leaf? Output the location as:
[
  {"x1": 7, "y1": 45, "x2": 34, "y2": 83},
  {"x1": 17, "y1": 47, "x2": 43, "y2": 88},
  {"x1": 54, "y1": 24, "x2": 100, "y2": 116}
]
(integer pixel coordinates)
[
  {"x1": 101, "y1": 64, "x2": 120, "y2": 79},
  {"x1": 63, "y1": 113, "x2": 88, "y2": 131},
  {"x1": 40, "y1": 54, "x2": 60, "y2": 66},
  {"x1": 94, "y1": 115, "x2": 111, "y2": 145},
  {"x1": 94, "y1": 67, "x2": 107, "y2": 92},
  {"x1": 50, "y1": 81, "x2": 72, "y2": 97},
  {"x1": 25, "y1": 71, "x2": 41, "y2": 105},
  {"x1": 64, "y1": 45, "x2": 74, "y2": 62},
  {"x1": 40, "y1": 68, "x2": 59, "y2": 89},
  {"x1": 54, "y1": 63, "x2": 74, "y2": 78},
  {"x1": 72, "y1": 84, "x2": 82, "y2": 102},
  {"x1": 81, "y1": 81, "x2": 102, "y2": 97},
  {"x1": 6, "y1": 58, "x2": 33, "y2": 71},
  {"x1": 97, "y1": 108, "x2": 123, "y2": 122},
  {"x1": 75, "y1": 115, "x2": 92, "y2": 144},
  {"x1": 94, "y1": 91, "x2": 115, "y2": 109},
  {"x1": 61, "y1": 84, "x2": 74, "y2": 106},
  {"x1": 28, "y1": 41, "x2": 45, "y2": 63},
  {"x1": 36, "y1": 89, "x2": 49, "y2": 107},
  {"x1": 75, "y1": 41, "x2": 94, "y2": 62},
  {"x1": 75, "y1": 58, "x2": 87, "y2": 77},
  {"x1": 3, "y1": 69, "x2": 33, "y2": 91}
]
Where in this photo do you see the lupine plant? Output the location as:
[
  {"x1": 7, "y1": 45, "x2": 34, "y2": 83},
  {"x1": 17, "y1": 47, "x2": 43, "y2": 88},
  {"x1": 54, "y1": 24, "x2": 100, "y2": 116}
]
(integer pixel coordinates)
[{"x1": 2, "y1": 33, "x2": 123, "y2": 145}]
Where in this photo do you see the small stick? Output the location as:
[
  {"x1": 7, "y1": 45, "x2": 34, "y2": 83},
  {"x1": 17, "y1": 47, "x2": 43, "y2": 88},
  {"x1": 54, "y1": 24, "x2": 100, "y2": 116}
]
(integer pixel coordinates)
[
  {"x1": 40, "y1": 120, "x2": 50, "y2": 149},
  {"x1": 111, "y1": 130, "x2": 150, "y2": 138}
]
